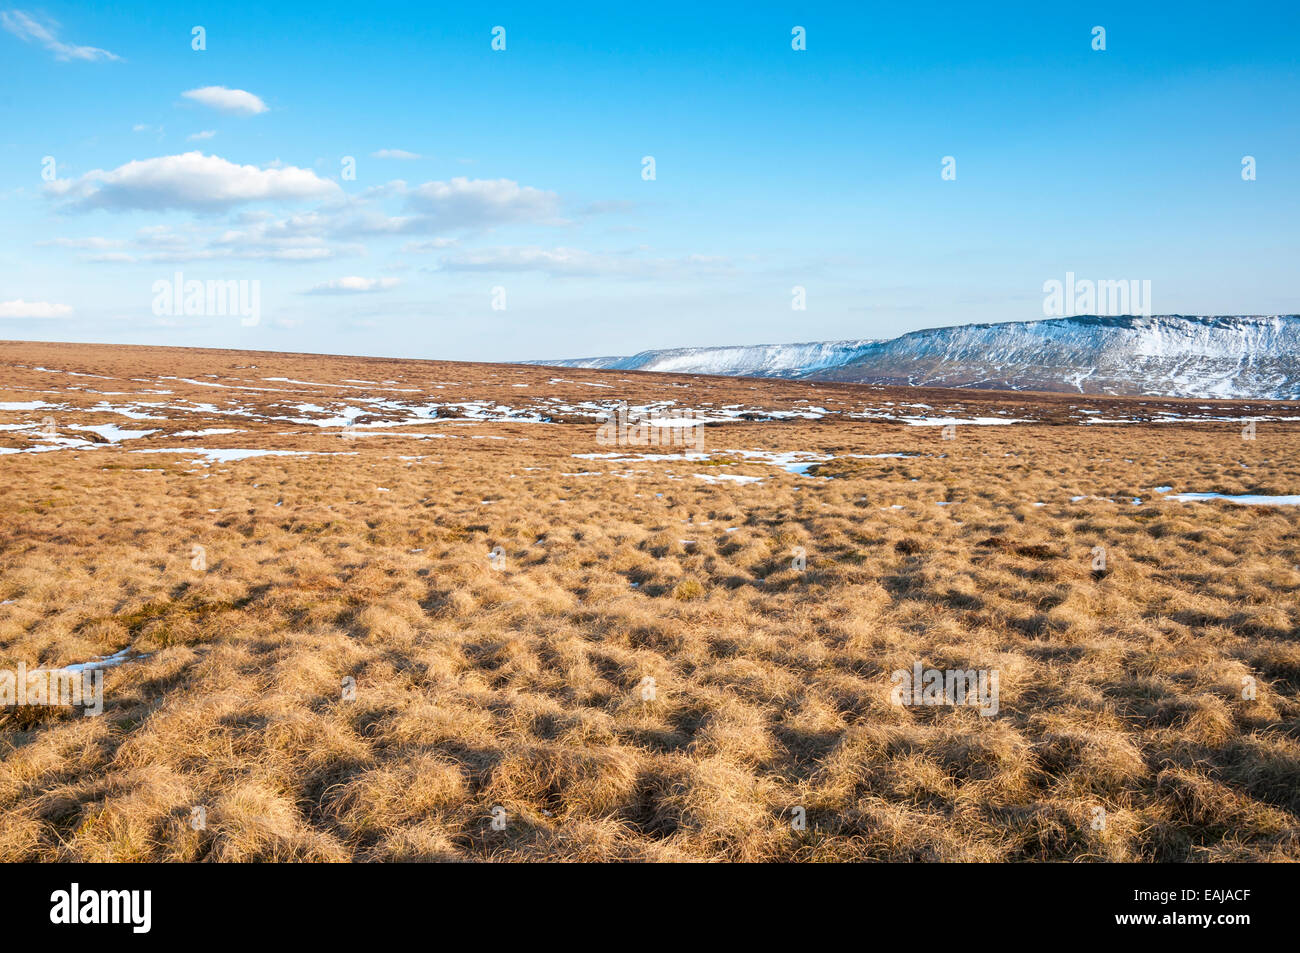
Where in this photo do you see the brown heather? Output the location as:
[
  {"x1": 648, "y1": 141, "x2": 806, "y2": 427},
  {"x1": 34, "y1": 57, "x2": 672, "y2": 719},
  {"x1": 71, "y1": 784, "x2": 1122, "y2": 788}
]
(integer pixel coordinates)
[{"x1": 0, "y1": 341, "x2": 1298, "y2": 861}]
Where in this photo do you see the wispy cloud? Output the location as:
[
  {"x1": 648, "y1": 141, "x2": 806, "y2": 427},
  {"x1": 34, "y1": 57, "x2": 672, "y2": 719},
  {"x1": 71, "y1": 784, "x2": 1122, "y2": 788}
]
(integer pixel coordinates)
[
  {"x1": 371, "y1": 149, "x2": 422, "y2": 160},
  {"x1": 1, "y1": 9, "x2": 120, "y2": 62},
  {"x1": 437, "y1": 245, "x2": 736, "y2": 279},
  {"x1": 187, "y1": 130, "x2": 216, "y2": 141},
  {"x1": 110, "y1": 217, "x2": 356, "y2": 264},
  {"x1": 0, "y1": 298, "x2": 74, "y2": 318},
  {"x1": 438, "y1": 245, "x2": 635, "y2": 276},
  {"x1": 404, "y1": 177, "x2": 562, "y2": 228},
  {"x1": 36, "y1": 169, "x2": 628, "y2": 271},
  {"x1": 81, "y1": 251, "x2": 136, "y2": 263},
  {"x1": 401, "y1": 238, "x2": 459, "y2": 253},
  {"x1": 304, "y1": 276, "x2": 400, "y2": 295},
  {"x1": 181, "y1": 86, "x2": 268, "y2": 115},
  {"x1": 36, "y1": 236, "x2": 125, "y2": 250},
  {"x1": 318, "y1": 177, "x2": 567, "y2": 239}
]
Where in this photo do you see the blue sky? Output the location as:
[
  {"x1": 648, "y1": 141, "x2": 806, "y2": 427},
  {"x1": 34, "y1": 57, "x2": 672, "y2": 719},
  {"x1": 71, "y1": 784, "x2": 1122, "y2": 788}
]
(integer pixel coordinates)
[{"x1": 1, "y1": 1, "x2": 1297, "y2": 361}]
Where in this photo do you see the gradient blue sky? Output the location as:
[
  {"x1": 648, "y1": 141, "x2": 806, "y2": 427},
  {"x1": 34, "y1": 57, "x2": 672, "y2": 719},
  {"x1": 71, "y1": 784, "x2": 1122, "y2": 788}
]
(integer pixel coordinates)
[{"x1": 2, "y1": 1, "x2": 1297, "y2": 361}]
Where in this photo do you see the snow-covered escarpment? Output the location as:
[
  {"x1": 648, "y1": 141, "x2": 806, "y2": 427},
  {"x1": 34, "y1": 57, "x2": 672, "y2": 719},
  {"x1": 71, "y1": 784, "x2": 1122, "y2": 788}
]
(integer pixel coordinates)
[
  {"x1": 531, "y1": 315, "x2": 1300, "y2": 399},
  {"x1": 533, "y1": 339, "x2": 882, "y2": 379}
]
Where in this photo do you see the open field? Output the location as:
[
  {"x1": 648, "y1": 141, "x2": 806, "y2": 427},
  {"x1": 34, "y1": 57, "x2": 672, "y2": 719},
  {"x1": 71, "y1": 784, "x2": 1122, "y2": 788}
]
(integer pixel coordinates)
[{"x1": 1, "y1": 340, "x2": 1298, "y2": 861}]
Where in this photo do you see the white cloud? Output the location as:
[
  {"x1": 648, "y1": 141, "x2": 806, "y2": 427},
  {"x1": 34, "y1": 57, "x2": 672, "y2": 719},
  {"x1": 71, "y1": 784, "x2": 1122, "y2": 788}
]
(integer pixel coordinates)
[
  {"x1": 82, "y1": 251, "x2": 136, "y2": 263},
  {"x1": 135, "y1": 224, "x2": 192, "y2": 247},
  {"x1": 438, "y1": 246, "x2": 645, "y2": 277},
  {"x1": 371, "y1": 149, "x2": 422, "y2": 159},
  {"x1": 304, "y1": 276, "x2": 400, "y2": 295},
  {"x1": 438, "y1": 246, "x2": 623, "y2": 276},
  {"x1": 156, "y1": 246, "x2": 335, "y2": 263},
  {"x1": 48, "y1": 152, "x2": 341, "y2": 212},
  {"x1": 142, "y1": 245, "x2": 337, "y2": 264},
  {"x1": 314, "y1": 177, "x2": 565, "y2": 239},
  {"x1": 197, "y1": 211, "x2": 359, "y2": 262},
  {"x1": 37, "y1": 236, "x2": 124, "y2": 250},
  {"x1": 437, "y1": 245, "x2": 737, "y2": 279},
  {"x1": 223, "y1": 210, "x2": 329, "y2": 239},
  {"x1": 181, "y1": 86, "x2": 268, "y2": 115},
  {"x1": 404, "y1": 177, "x2": 561, "y2": 228},
  {"x1": 580, "y1": 199, "x2": 637, "y2": 216},
  {"x1": 326, "y1": 212, "x2": 423, "y2": 237},
  {"x1": 63, "y1": 215, "x2": 360, "y2": 264},
  {"x1": 0, "y1": 299, "x2": 74, "y2": 318},
  {"x1": 187, "y1": 130, "x2": 217, "y2": 141},
  {"x1": 401, "y1": 238, "x2": 459, "y2": 252},
  {"x1": 1, "y1": 10, "x2": 120, "y2": 62}
]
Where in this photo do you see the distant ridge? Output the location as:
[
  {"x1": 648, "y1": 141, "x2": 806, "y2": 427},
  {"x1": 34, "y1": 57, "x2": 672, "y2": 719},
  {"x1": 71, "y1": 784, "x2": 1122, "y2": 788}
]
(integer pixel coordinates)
[
  {"x1": 534, "y1": 339, "x2": 882, "y2": 379},
  {"x1": 530, "y1": 315, "x2": 1300, "y2": 400}
]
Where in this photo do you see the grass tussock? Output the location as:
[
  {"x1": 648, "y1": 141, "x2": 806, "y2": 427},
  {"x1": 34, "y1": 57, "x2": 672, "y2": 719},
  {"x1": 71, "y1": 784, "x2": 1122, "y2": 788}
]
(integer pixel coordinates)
[{"x1": 0, "y1": 341, "x2": 1298, "y2": 861}]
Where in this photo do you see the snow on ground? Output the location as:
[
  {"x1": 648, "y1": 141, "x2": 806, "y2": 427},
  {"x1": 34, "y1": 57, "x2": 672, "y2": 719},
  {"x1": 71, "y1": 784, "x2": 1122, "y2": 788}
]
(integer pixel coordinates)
[
  {"x1": 131, "y1": 448, "x2": 351, "y2": 463},
  {"x1": 69, "y1": 424, "x2": 157, "y2": 441},
  {"x1": 61, "y1": 648, "x2": 145, "y2": 673},
  {"x1": 694, "y1": 473, "x2": 765, "y2": 485},
  {"x1": 575, "y1": 448, "x2": 919, "y2": 476},
  {"x1": 7, "y1": 366, "x2": 1300, "y2": 471},
  {"x1": 1166, "y1": 492, "x2": 1300, "y2": 506}
]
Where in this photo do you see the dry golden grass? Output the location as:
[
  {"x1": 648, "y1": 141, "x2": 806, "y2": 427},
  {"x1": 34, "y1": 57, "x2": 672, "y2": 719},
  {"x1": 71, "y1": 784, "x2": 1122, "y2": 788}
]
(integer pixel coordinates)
[{"x1": 0, "y1": 341, "x2": 1297, "y2": 861}]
